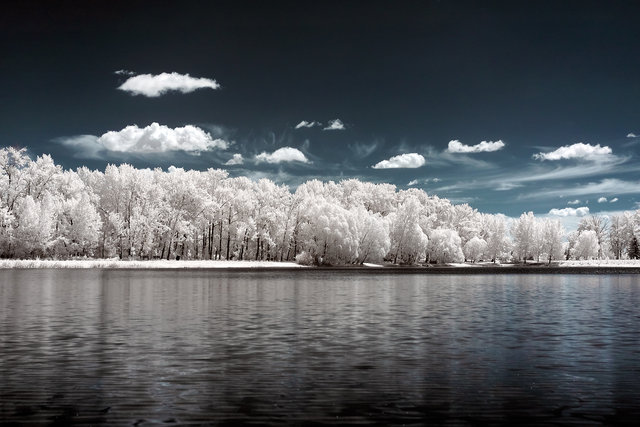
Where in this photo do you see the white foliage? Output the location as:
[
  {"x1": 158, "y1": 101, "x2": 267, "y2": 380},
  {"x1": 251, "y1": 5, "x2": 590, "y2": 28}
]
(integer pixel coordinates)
[
  {"x1": 463, "y1": 236, "x2": 487, "y2": 262},
  {"x1": 389, "y1": 196, "x2": 428, "y2": 264},
  {"x1": 427, "y1": 228, "x2": 464, "y2": 264},
  {"x1": 572, "y1": 230, "x2": 600, "y2": 260}
]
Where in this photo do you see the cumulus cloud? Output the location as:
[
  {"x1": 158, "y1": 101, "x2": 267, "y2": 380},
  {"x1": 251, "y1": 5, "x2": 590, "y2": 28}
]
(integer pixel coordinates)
[
  {"x1": 446, "y1": 139, "x2": 505, "y2": 153},
  {"x1": 295, "y1": 120, "x2": 321, "y2": 129},
  {"x1": 323, "y1": 119, "x2": 345, "y2": 131},
  {"x1": 407, "y1": 179, "x2": 418, "y2": 186},
  {"x1": 598, "y1": 197, "x2": 608, "y2": 203},
  {"x1": 627, "y1": 133, "x2": 637, "y2": 138},
  {"x1": 118, "y1": 72, "x2": 220, "y2": 97},
  {"x1": 533, "y1": 143, "x2": 612, "y2": 161},
  {"x1": 97, "y1": 123, "x2": 228, "y2": 153},
  {"x1": 255, "y1": 147, "x2": 310, "y2": 164},
  {"x1": 225, "y1": 153, "x2": 244, "y2": 165},
  {"x1": 610, "y1": 197, "x2": 619, "y2": 203},
  {"x1": 567, "y1": 199, "x2": 581, "y2": 205},
  {"x1": 548, "y1": 207, "x2": 590, "y2": 217},
  {"x1": 372, "y1": 153, "x2": 426, "y2": 169}
]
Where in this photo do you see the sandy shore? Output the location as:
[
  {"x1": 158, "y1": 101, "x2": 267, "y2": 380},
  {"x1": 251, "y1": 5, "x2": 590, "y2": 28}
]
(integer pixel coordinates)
[{"x1": 1, "y1": 259, "x2": 640, "y2": 274}]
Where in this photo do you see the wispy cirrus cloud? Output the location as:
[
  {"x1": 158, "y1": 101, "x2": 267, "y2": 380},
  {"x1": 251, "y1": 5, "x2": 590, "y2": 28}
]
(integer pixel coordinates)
[
  {"x1": 407, "y1": 177, "x2": 440, "y2": 186},
  {"x1": 372, "y1": 153, "x2": 426, "y2": 169},
  {"x1": 118, "y1": 72, "x2": 220, "y2": 97},
  {"x1": 54, "y1": 135, "x2": 105, "y2": 159},
  {"x1": 446, "y1": 139, "x2": 505, "y2": 153},
  {"x1": 533, "y1": 142, "x2": 612, "y2": 161},
  {"x1": 520, "y1": 178, "x2": 640, "y2": 200},
  {"x1": 348, "y1": 141, "x2": 378, "y2": 158},
  {"x1": 323, "y1": 119, "x2": 345, "y2": 131},
  {"x1": 114, "y1": 69, "x2": 135, "y2": 76},
  {"x1": 295, "y1": 120, "x2": 322, "y2": 129},
  {"x1": 255, "y1": 147, "x2": 310, "y2": 164}
]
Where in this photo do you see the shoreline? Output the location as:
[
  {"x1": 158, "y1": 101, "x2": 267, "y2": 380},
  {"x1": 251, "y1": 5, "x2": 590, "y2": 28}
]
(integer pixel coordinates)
[{"x1": 1, "y1": 259, "x2": 640, "y2": 274}]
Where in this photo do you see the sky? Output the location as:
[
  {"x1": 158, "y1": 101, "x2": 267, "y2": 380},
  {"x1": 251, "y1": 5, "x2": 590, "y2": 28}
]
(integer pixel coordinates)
[{"x1": 2, "y1": 0, "x2": 640, "y2": 224}]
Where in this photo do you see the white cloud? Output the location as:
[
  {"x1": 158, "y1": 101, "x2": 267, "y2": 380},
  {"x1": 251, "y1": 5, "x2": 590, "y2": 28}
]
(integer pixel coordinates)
[
  {"x1": 627, "y1": 133, "x2": 637, "y2": 138},
  {"x1": 407, "y1": 179, "x2": 419, "y2": 186},
  {"x1": 597, "y1": 197, "x2": 608, "y2": 203},
  {"x1": 295, "y1": 120, "x2": 321, "y2": 129},
  {"x1": 567, "y1": 199, "x2": 581, "y2": 205},
  {"x1": 548, "y1": 207, "x2": 590, "y2": 217},
  {"x1": 446, "y1": 139, "x2": 505, "y2": 153},
  {"x1": 115, "y1": 69, "x2": 135, "y2": 76},
  {"x1": 117, "y1": 72, "x2": 220, "y2": 97},
  {"x1": 323, "y1": 119, "x2": 345, "y2": 131},
  {"x1": 533, "y1": 143, "x2": 612, "y2": 161},
  {"x1": 225, "y1": 153, "x2": 244, "y2": 165},
  {"x1": 255, "y1": 147, "x2": 310, "y2": 164},
  {"x1": 372, "y1": 153, "x2": 426, "y2": 169},
  {"x1": 610, "y1": 197, "x2": 618, "y2": 203},
  {"x1": 97, "y1": 123, "x2": 228, "y2": 153},
  {"x1": 54, "y1": 135, "x2": 104, "y2": 159}
]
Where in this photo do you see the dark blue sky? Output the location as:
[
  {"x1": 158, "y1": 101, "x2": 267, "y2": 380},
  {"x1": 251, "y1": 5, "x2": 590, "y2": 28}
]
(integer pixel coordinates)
[{"x1": 2, "y1": 0, "x2": 639, "y2": 221}]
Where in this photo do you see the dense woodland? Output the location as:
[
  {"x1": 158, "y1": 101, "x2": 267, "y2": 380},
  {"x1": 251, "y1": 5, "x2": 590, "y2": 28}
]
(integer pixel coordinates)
[{"x1": 1, "y1": 147, "x2": 640, "y2": 264}]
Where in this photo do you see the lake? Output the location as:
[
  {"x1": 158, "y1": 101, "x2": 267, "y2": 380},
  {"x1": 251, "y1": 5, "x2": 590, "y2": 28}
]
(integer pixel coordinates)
[{"x1": 1, "y1": 269, "x2": 639, "y2": 425}]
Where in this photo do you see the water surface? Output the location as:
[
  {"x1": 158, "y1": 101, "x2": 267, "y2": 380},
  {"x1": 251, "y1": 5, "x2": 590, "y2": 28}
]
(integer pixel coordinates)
[{"x1": 1, "y1": 269, "x2": 639, "y2": 425}]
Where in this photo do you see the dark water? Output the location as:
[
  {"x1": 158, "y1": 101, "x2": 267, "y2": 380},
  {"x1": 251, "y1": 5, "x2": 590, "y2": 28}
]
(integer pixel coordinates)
[{"x1": 1, "y1": 270, "x2": 640, "y2": 425}]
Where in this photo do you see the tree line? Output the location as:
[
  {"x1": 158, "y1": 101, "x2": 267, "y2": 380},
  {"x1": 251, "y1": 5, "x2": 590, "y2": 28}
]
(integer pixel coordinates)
[{"x1": 1, "y1": 147, "x2": 639, "y2": 264}]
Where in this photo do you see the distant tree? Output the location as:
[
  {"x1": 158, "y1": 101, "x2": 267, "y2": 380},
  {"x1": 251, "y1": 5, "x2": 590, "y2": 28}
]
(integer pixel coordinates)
[
  {"x1": 578, "y1": 215, "x2": 609, "y2": 259},
  {"x1": 540, "y1": 218, "x2": 565, "y2": 264},
  {"x1": 480, "y1": 214, "x2": 511, "y2": 263},
  {"x1": 511, "y1": 212, "x2": 536, "y2": 263},
  {"x1": 572, "y1": 230, "x2": 599, "y2": 260},
  {"x1": 427, "y1": 228, "x2": 464, "y2": 264},
  {"x1": 388, "y1": 196, "x2": 428, "y2": 264},
  {"x1": 463, "y1": 236, "x2": 487, "y2": 263},
  {"x1": 609, "y1": 215, "x2": 626, "y2": 259},
  {"x1": 629, "y1": 236, "x2": 640, "y2": 260}
]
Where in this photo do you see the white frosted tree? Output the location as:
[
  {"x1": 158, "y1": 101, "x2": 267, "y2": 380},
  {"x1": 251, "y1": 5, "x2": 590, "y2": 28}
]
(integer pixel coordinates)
[
  {"x1": 577, "y1": 215, "x2": 609, "y2": 259},
  {"x1": 0, "y1": 206, "x2": 15, "y2": 257},
  {"x1": 481, "y1": 214, "x2": 511, "y2": 263},
  {"x1": 463, "y1": 236, "x2": 487, "y2": 263},
  {"x1": 427, "y1": 228, "x2": 464, "y2": 264},
  {"x1": 511, "y1": 212, "x2": 536, "y2": 263},
  {"x1": 13, "y1": 194, "x2": 56, "y2": 257},
  {"x1": 540, "y1": 218, "x2": 565, "y2": 264},
  {"x1": 353, "y1": 207, "x2": 390, "y2": 264},
  {"x1": 389, "y1": 196, "x2": 429, "y2": 264},
  {"x1": 572, "y1": 230, "x2": 599, "y2": 260}
]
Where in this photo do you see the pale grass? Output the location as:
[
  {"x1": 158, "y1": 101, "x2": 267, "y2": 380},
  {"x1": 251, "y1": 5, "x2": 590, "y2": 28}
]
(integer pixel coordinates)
[{"x1": 0, "y1": 259, "x2": 307, "y2": 269}]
